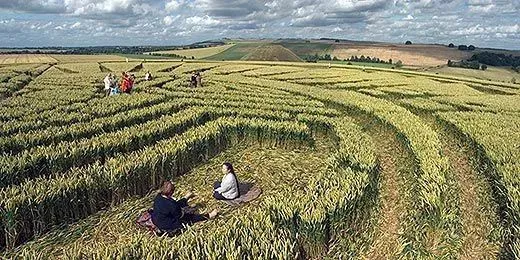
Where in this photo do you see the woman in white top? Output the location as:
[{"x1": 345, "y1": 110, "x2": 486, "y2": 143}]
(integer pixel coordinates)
[
  {"x1": 145, "y1": 71, "x2": 153, "y2": 81},
  {"x1": 213, "y1": 162, "x2": 240, "y2": 200},
  {"x1": 103, "y1": 73, "x2": 112, "y2": 96}
]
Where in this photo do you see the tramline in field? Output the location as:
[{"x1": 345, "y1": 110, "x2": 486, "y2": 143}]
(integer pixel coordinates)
[{"x1": 0, "y1": 59, "x2": 519, "y2": 259}]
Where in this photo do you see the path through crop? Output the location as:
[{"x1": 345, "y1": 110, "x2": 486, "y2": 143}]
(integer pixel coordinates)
[
  {"x1": 425, "y1": 115, "x2": 502, "y2": 259},
  {"x1": 352, "y1": 115, "x2": 416, "y2": 259}
]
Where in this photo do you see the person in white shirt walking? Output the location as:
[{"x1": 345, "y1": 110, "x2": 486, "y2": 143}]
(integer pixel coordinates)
[{"x1": 213, "y1": 162, "x2": 240, "y2": 200}]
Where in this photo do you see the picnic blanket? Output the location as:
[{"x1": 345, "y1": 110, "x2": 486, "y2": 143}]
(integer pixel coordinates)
[
  {"x1": 223, "y1": 183, "x2": 262, "y2": 207},
  {"x1": 136, "y1": 209, "x2": 158, "y2": 232}
]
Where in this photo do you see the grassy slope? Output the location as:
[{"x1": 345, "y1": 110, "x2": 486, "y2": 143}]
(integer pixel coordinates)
[
  {"x1": 426, "y1": 65, "x2": 519, "y2": 83},
  {"x1": 151, "y1": 44, "x2": 235, "y2": 59},
  {"x1": 331, "y1": 43, "x2": 471, "y2": 67},
  {"x1": 0, "y1": 54, "x2": 57, "y2": 64},
  {"x1": 51, "y1": 54, "x2": 126, "y2": 62},
  {"x1": 116, "y1": 53, "x2": 180, "y2": 60},
  {"x1": 205, "y1": 42, "x2": 266, "y2": 60},
  {"x1": 318, "y1": 60, "x2": 394, "y2": 69},
  {"x1": 204, "y1": 41, "x2": 303, "y2": 62},
  {"x1": 279, "y1": 42, "x2": 332, "y2": 57},
  {"x1": 243, "y1": 45, "x2": 303, "y2": 62}
]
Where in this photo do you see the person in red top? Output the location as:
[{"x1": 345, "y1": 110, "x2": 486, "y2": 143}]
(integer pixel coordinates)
[
  {"x1": 120, "y1": 72, "x2": 130, "y2": 93},
  {"x1": 127, "y1": 74, "x2": 135, "y2": 93},
  {"x1": 120, "y1": 72, "x2": 127, "y2": 92}
]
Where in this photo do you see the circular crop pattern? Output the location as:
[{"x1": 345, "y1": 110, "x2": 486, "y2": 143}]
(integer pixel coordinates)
[{"x1": 1, "y1": 60, "x2": 519, "y2": 259}]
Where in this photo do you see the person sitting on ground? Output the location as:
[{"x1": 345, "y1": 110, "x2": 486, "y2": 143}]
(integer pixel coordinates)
[
  {"x1": 145, "y1": 71, "x2": 153, "y2": 81},
  {"x1": 110, "y1": 85, "x2": 120, "y2": 96},
  {"x1": 110, "y1": 74, "x2": 119, "y2": 95},
  {"x1": 213, "y1": 162, "x2": 240, "y2": 200},
  {"x1": 103, "y1": 73, "x2": 112, "y2": 96},
  {"x1": 151, "y1": 180, "x2": 218, "y2": 234}
]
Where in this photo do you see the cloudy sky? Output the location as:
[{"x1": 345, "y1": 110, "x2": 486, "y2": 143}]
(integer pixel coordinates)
[{"x1": 0, "y1": 0, "x2": 519, "y2": 49}]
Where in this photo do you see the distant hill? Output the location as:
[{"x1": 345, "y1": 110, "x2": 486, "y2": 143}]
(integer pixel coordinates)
[
  {"x1": 206, "y1": 42, "x2": 267, "y2": 60},
  {"x1": 172, "y1": 38, "x2": 520, "y2": 67},
  {"x1": 331, "y1": 43, "x2": 470, "y2": 67},
  {"x1": 150, "y1": 44, "x2": 234, "y2": 59},
  {"x1": 278, "y1": 41, "x2": 332, "y2": 58},
  {"x1": 205, "y1": 42, "x2": 302, "y2": 62},
  {"x1": 243, "y1": 44, "x2": 302, "y2": 62},
  {"x1": 204, "y1": 39, "x2": 475, "y2": 66}
]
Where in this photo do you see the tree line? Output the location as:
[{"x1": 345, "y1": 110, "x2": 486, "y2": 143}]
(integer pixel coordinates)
[
  {"x1": 469, "y1": 51, "x2": 520, "y2": 69},
  {"x1": 447, "y1": 60, "x2": 487, "y2": 70},
  {"x1": 447, "y1": 43, "x2": 476, "y2": 51},
  {"x1": 303, "y1": 53, "x2": 399, "y2": 66},
  {"x1": 0, "y1": 42, "x2": 226, "y2": 55},
  {"x1": 448, "y1": 51, "x2": 520, "y2": 72},
  {"x1": 0, "y1": 46, "x2": 175, "y2": 55}
]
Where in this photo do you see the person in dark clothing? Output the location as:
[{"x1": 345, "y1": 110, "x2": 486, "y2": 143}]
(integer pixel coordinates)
[
  {"x1": 151, "y1": 181, "x2": 218, "y2": 233},
  {"x1": 190, "y1": 73, "x2": 197, "y2": 88},
  {"x1": 195, "y1": 71, "x2": 202, "y2": 87}
]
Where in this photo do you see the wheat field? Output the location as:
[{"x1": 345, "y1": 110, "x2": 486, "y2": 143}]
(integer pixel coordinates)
[{"x1": 0, "y1": 59, "x2": 519, "y2": 259}]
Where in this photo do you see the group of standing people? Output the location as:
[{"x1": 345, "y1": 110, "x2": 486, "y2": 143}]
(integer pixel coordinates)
[
  {"x1": 104, "y1": 72, "x2": 138, "y2": 96},
  {"x1": 104, "y1": 69, "x2": 204, "y2": 96},
  {"x1": 149, "y1": 162, "x2": 240, "y2": 235}
]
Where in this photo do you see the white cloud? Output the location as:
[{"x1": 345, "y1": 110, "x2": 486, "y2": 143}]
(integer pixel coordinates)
[
  {"x1": 163, "y1": 15, "x2": 178, "y2": 26},
  {"x1": 451, "y1": 24, "x2": 520, "y2": 36},
  {"x1": 467, "y1": 0, "x2": 519, "y2": 14},
  {"x1": 186, "y1": 15, "x2": 220, "y2": 26},
  {"x1": 165, "y1": 0, "x2": 183, "y2": 12},
  {"x1": 39, "y1": 22, "x2": 54, "y2": 30},
  {"x1": 404, "y1": 14, "x2": 414, "y2": 20},
  {"x1": 469, "y1": 3, "x2": 495, "y2": 13},
  {"x1": 0, "y1": 0, "x2": 518, "y2": 49},
  {"x1": 0, "y1": 0, "x2": 157, "y2": 21},
  {"x1": 0, "y1": 0, "x2": 65, "y2": 13},
  {"x1": 70, "y1": 21, "x2": 81, "y2": 28},
  {"x1": 0, "y1": 19, "x2": 24, "y2": 34},
  {"x1": 331, "y1": 0, "x2": 387, "y2": 12}
]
